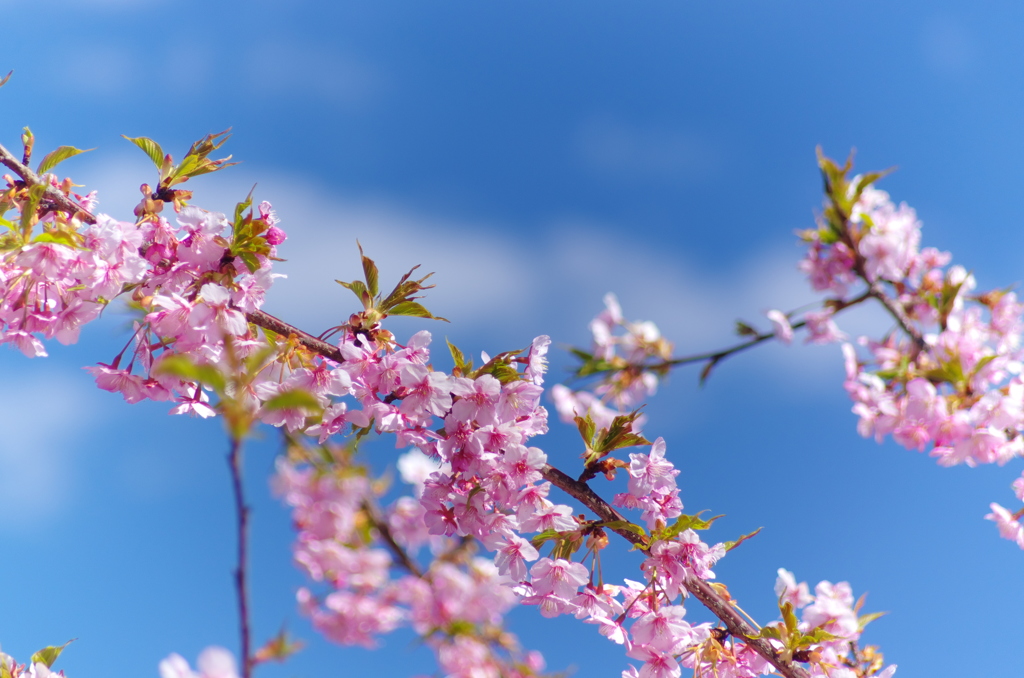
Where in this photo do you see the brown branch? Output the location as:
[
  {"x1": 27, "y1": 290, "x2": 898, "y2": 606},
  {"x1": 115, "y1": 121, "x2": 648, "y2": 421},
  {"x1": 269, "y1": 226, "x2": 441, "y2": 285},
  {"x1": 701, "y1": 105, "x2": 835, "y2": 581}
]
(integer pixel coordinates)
[
  {"x1": 541, "y1": 464, "x2": 811, "y2": 678},
  {"x1": 826, "y1": 190, "x2": 927, "y2": 353},
  {"x1": 361, "y1": 498, "x2": 424, "y2": 578},
  {"x1": 0, "y1": 140, "x2": 98, "y2": 225},
  {"x1": 865, "y1": 282, "x2": 926, "y2": 351},
  {"x1": 247, "y1": 309, "x2": 345, "y2": 364},
  {"x1": 228, "y1": 435, "x2": 253, "y2": 678}
]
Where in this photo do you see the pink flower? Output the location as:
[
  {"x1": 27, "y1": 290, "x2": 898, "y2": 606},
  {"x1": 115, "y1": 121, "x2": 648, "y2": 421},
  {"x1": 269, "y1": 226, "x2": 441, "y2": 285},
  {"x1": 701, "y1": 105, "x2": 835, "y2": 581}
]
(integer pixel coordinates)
[
  {"x1": 159, "y1": 647, "x2": 239, "y2": 678},
  {"x1": 985, "y1": 502, "x2": 1024, "y2": 548},
  {"x1": 774, "y1": 568, "x2": 813, "y2": 608},
  {"x1": 766, "y1": 310, "x2": 793, "y2": 345},
  {"x1": 529, "y1": 558, "x2": 590, "y2": 599},
  {"x1": 627, "y1": 438, "x2": 678, "y2": 498}
]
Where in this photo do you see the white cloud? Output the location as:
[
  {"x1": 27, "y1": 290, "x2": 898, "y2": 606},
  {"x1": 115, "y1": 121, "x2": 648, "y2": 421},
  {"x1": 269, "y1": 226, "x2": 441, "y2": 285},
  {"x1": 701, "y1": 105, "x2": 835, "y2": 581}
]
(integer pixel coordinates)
[
  {"x1": 0, "y1": 371, "x2": 95, "y2": 526},
  {"x1": 72, "y1": 157, "x2": 891, "y2": 390}
]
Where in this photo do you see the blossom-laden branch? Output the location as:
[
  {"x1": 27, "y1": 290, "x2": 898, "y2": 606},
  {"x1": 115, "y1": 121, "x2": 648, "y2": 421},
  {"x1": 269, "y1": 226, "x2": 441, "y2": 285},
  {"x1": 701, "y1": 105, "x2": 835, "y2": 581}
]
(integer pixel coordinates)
[
  {"x1": 554, "y1": 150, "x2": 1024, "y2": 553},
  {"x1": 1, "y1": 128, "x2": 896, "y2": 678},
  {"x1": 540, "y1": 466, "x2": 813, "y2": 678}
]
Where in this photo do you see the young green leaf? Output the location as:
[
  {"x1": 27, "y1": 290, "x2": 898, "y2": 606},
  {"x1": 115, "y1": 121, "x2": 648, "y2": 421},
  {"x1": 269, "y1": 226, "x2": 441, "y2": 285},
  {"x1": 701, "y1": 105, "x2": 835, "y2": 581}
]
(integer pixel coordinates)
[
  {"x1": 358, "y1": 242, "x2": 380, "y2": 298},
  {"x1": 388, "y1": 300, "x2": 446, "y2": 320},
  {"x1": 262, "y1": 389, "x2": 323, "y2": 412},
  {"x1": 723, "y1": 527, "x2": 762, "y2": 552},
  {"x1": 36, "y1": 146, "x2": 93, "y2": 175},
  {"x1": 30, "y1": 640, "x2": 74, "y2": 668},
  {"x1": 656, "y1": 511, "x2": 722, "y2": 540},
  {"x1": 122, "y1": 135, "x2": 166, "y2": 169}
]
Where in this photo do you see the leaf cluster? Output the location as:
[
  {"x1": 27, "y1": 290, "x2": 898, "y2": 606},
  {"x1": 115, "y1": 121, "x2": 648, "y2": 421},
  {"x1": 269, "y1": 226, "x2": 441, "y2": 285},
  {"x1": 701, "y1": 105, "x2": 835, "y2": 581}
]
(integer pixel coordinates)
[
  {"x1": 336, "y1": 244, "x2": 447, "y2": 331},
  {"x1": 124, "y1": 130, "x2": 238, "y2": 215},
  {"x1": 811, "y1": 148, "x2": 893, "y2": 247},
  {"x1": 223, "y1": 193, "x2": 277, "y2": 274},
  {"x1": 575, "y1": 410, "x2": 650, "y2": 474},
  {"x1": 446, "y1": 338, "x2": 527, "y2": 384}
]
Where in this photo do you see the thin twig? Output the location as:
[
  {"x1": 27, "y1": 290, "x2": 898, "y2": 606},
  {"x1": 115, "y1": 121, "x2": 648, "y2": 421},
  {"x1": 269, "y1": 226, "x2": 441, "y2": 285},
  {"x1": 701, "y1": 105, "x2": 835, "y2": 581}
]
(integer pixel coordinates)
[
  {"x1": 361, "y1": 498, "x2": 424, "y2": 578},
  {"x1": 827, "y1": 189, "x2": 927, "y2": 352},
  {"x1": 865, "y1": 282, "x2": 926, "y2": 350},
  {"x1": 228, "y1": 435, "x2": 253, "y2": 678},
  {"x1": 541, "y1": 465, "x2": 811, "y2": 678}
]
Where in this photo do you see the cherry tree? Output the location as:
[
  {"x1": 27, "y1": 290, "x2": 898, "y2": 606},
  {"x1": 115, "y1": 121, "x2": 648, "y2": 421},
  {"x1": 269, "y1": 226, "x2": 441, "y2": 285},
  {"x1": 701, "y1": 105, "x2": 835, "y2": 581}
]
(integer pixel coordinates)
[{"x1": 2, "y1": 71, "x2": 1022, "y2": 678}]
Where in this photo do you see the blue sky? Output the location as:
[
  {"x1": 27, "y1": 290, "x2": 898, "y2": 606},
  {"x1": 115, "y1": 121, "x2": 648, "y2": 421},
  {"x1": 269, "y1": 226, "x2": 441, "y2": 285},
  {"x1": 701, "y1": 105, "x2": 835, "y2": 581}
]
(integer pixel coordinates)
[{"x1": 1, "y1": 1, "x2": 1023, "y2": 677}]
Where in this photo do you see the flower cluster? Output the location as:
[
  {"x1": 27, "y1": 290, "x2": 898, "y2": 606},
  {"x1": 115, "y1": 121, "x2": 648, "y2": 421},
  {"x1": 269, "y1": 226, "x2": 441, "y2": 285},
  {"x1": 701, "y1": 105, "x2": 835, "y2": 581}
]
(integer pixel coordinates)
[
  {"x1": 0, "y1": 181, "x2": 145, "y2": 357},
  {"x1": 766, "y1": 570, "x2": 896, "y2": 678},
  {"x1": 787, "y1": 157, "x2": 1024, "y2": 548},
  {"x1": 0, "y1": 171, "x2": 288, "y2": 418},
  {"x1": 85, "y1": 201, "x2": 286, "y2": 417},
  {"x1": 552, "y1": 293, "x2": 672, "y2": 430},
  {"x1": 1, "y1": 140, "x2": 900, "y2": 678},
  {"x1": 799, "y1": 173, "x2": 1024, "y2": 468},
  {"x1": 274, "y1": 447, "x2": 546, "y2": 678}
]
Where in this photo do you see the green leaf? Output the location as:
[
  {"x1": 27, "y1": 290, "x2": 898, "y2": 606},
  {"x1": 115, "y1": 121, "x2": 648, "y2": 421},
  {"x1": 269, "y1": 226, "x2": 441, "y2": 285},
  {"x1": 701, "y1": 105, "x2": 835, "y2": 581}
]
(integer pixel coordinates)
[
  {"x1": 800, "y1": 627, "x2": 839, "y2": 644},
  {"x1": 857, "y1": 610, "x2": 887, "y2": 629},
  {"x1": 233, "y1": 194, "x2": 254, "y2": 233},
  {"x1": 657, "y1": 511, "x2": 722, "y2": 540},
  {"x1": 174, "y1": 154, "x2": 202, "y2": 179},
  {"x1": 33, "y1": 231, "x2": 80, "y2": 248},
  {"x1": 254, "y1": 628, "x2": 305, "y2": 664},
  {"x1": 781, "y1": 600, "x2": 799, "y2": 637},
  {"x1": 36, "y1": 146, "x2": 92, "y2": 175},
  {"x1": 239, "y1": 251, "x2": 260, "y2": 274},
  {"x1": 598, "y1": 520, "x2": 648, "y2": 538},
  {"x1": 388, "y1": 300, "x2": 447, "y2": 321},
  {"x1": 735, "y1": 320, "x2": 759, "y2": 337},
  {"x1": 757, "y1": 625, "x2": 782, "y2": 641},
  {"x1": 591, "y1": 410, "x2": 650, "y2": 455},
  {"x1": 699, "y1": 356, "x2": 720, "y2": 387},
  {"x1": 31, "y1": 640, "x2": 73, "y2": 668},
  {"x1": 476, "y1": 361, "x2": 522, "y2": 384},
  {"x1": 154, "y1": 355, "x2": 226, "y2": 394},
  {"x1": 263, "y1": 389, "x2": 322, "y2": 412},
  {"x1": 569, "y1": 347, "x2": 594, "y2": 362},
  {"x1": 337, "y1": 279, "x2": 370, "y2": 307},
  {"x1": 575, "y1": 414, "x2": 596, "y2": 446},
  {"x1": 723, "y1": 527, "x2": 762, "y2": 552},
  {"x1": 19, "y1": 183, "x2": 46, "y2": 233},
  {"x1": 530, "y1": 529, "x2": 562, "y2": 549},
  {"x1": 447, "y1": 339, "x2": 469, "y2": 372},
  {"x1": 358, "y1": 242, "x2": 379, "y2": 298},
  {"x1": 122, "y1": 135, "x2": 166, "y2": 169}
]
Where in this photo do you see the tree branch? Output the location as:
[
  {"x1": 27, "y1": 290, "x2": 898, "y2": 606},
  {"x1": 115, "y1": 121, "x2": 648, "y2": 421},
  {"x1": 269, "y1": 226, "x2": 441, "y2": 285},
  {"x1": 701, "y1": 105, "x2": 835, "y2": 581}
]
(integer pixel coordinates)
[
  {"x1": 0, "y1": 140, "x2": 98, "y2": 225},
  {"x1": 361, "y1": 498, "x2": 424, "y2": 578},
  {"x1": 541, "y1": 464, "x2": 811, "y2": 678},
  {"x1": 228, "y1": 436, "x2": 253, "y2": 678},
  {"x1": 247, "y1": 309, "x2": 345, "y2": 364}
]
